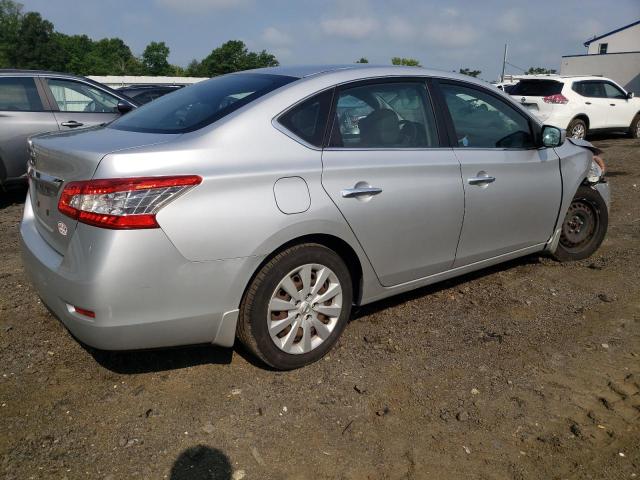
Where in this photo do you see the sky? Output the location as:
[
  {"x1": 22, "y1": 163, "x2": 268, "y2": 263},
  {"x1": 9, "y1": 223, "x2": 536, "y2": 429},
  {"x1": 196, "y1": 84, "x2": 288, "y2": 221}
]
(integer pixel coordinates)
[{"x1": 19, "y1": 0, "x2": 640, "y2": 81}]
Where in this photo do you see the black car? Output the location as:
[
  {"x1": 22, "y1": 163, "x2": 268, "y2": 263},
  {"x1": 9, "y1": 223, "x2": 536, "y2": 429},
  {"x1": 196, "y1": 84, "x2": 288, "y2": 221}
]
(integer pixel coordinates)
[{"x1": 117, "y1": 84, "x2": 184, "y2": 104}]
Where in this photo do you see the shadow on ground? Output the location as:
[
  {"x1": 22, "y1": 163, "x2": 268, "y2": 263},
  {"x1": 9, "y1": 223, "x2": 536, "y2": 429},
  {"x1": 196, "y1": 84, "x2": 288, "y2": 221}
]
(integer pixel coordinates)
[
  {"x1": 170, "y1": 445, "x2": 232, "y2": 480},
  {"x1": 87, "y1": 344, "x2": 233, "y2": 374},
  {"x1": 1, "y1": 183, "x2": 27, "y2": 209}
]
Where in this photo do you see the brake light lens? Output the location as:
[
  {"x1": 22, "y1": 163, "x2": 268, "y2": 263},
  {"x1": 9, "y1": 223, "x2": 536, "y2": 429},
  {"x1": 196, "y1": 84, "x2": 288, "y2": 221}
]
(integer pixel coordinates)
[
  {"x1": 543, "y1": 94, "x2": 569, "y2": 104},
  {"x1": 58, "y1": 176, "x2": 201, "y2": 229}
]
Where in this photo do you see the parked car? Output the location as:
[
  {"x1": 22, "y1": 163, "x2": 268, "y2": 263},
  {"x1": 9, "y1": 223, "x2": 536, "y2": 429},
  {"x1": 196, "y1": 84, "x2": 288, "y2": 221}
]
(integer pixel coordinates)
[
  {"x1": 117, "y1": 84, "x2": 184, "y2": 105},
  {"x1": 494, "y1": 81, "x2": 518, "y2": 94},
  {"x1": 508, "y1": 75, "x2": 640, "y2": 139},
  {"x1": 21, "y1": 65, "x2": 609, "y2": 370},
  {"x1": 0, "y1": 70, "x2": 137, "y2": 187}
]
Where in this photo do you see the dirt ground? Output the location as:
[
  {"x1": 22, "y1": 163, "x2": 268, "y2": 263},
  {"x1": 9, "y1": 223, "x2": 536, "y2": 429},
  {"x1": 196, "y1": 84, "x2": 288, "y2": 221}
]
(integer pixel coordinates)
[{"x1": 1, "y1": 135, "x2": 639, "y2": 480}]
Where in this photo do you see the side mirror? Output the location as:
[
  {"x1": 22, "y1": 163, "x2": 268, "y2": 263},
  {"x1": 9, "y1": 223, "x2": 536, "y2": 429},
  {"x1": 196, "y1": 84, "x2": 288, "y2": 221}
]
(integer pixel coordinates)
[
  {"x1": 541, "y1": 125, "x2": 565, "y2": 148},
  {"x1": 116, "y1": 101, "x2": 134, "y2": 114},
  {"x1": 627, "y1": 91, "x2": 634, "y2": 99}
]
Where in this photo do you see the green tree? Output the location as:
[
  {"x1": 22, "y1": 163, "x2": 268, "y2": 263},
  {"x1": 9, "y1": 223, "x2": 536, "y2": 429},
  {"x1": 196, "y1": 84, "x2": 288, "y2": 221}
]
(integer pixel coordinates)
[
  {"x1": 198, "y1": 40, "x2": 278, "y2": 77},
  {"x1": 391, "y1": 57, "x2": 421, "y2": 67},
  {"x1": 459, "y1": 67, "x2": 481, "y2": 77},
  {"x1": 0, "y1": 0, "x2": 22, "y2": 67},
  {"x1": 84, "y1": 37, "x2": 135, "y2": 75},
  {"x1": 12, "y1": 11, "x2": 64, "y2": 70},
  {"x1": 355, "y1": 57, "x2": 369, "y2": 63},
  {"x1": 55, "y1": 33, "x2": 94, "y2": 74},
  {"x1": 526, "y1": 66, "x2": 557, "y2": 75},
  {"x1": 142, "y1": 41, "x2": 173, "y2": 75}
]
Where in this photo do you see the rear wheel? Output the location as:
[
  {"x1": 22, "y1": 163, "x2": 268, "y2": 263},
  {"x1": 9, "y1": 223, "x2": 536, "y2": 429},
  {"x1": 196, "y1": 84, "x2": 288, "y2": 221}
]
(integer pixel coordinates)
[
  {"x1": 630, "y1": 114, "x2": 640, "y2": 139},
  {"x1": 237, "y1": 244, "x2": 352, "y2": 370},
  {"x1": 552, "y1": 186, "x2": 608, "y2": 262},
  {"x1": 567, "y1": 118, "x2": 587, "y2": 139}
]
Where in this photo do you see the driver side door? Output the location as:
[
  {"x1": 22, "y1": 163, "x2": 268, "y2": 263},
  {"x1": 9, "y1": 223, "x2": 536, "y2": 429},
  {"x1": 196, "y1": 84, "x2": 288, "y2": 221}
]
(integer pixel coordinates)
[
  {"x1": 42, "y1": 77, "x2": 121, "y2": 130},
  {"x1": 435, "y1": 80, "x2": 562, "y2": 266}
]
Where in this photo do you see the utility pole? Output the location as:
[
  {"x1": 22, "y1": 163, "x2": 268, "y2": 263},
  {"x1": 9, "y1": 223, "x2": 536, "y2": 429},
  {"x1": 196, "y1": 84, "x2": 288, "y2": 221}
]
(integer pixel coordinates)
[{"x1": 501, "y1": 44, "x2": 508, "y2": 83}]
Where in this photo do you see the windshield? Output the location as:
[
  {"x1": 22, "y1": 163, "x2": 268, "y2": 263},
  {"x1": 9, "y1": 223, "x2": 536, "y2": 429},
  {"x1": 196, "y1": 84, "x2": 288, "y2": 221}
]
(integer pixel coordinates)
[{"x1": 109, "y1": 73, "x2": 296, "y2": 133}]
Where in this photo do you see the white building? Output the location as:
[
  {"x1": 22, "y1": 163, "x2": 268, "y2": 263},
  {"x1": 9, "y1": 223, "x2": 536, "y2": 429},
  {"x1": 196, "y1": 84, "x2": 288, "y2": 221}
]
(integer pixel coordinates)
[
  {"x1": 584, "y1": 20, "x2": 640, "y2": 55},
  {"x1": 560, "y1": 20, "x2": 640, "y2": 94},
  {"x1": 87, "y1": 75, "x2": 208, "y2": 88}
]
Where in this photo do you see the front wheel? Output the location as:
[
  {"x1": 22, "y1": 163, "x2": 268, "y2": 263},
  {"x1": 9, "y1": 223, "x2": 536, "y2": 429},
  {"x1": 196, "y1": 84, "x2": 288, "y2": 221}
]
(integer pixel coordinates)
[
  {"x1": 552, "y1": 186, "x2": 608, "y2": 262},
  {"x1": 237, "y1": 244, "x2": 352, "y2": 370}
]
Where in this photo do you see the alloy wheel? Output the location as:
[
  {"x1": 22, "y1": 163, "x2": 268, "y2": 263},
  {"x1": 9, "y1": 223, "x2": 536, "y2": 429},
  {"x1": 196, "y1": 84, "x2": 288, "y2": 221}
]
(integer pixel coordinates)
[
  {"x1": 267, "y1": 263, "x2": 343, "y2": 354},
  {"x1": 571, "y1": 124, "x2": 586, "y2": 139}
]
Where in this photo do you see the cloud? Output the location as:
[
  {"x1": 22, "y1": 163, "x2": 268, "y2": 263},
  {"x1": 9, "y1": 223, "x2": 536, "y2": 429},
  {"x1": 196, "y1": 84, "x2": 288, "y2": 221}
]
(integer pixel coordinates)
[
  {"x1": 386, "y1": 17, "x2": 415, "y2": 42},
  {"x1": 261, "y1": 27, "x2": 292, "y2": 46},
  {"x1": 155, "y1": 0, "x2": 249, "y2": 13},
  {"x1": 321, "y1": 16, "x2": 379, "y2": 40},
  {"x1": 496, "y1": 9, "x2": 524, "y2": 34},
  {"x1": 442, "y1": 7, "x2": 459, "y2": 17},
  {"x1": 424, "y1": 23, "x2": 478, "y2": 48}
]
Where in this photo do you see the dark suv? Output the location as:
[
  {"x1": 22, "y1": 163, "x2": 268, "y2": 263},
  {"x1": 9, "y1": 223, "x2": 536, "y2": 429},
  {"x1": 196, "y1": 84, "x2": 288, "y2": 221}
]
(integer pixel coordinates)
[
  {"x1": 117, "y1": 84, "x2": 184, "y2": 105},
  {"x1": 0, "y1": 70, "x2": 137, "y2": 187}
]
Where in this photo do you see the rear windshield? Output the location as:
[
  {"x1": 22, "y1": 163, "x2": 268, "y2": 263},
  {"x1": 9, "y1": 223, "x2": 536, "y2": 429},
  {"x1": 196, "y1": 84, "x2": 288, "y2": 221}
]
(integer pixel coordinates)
[
  {"x1": 109, "y1": 73, "x2": 296, "y2": 133},
  {"x1": 510, "y1": 80, "x2": 563, "y2": 97}
]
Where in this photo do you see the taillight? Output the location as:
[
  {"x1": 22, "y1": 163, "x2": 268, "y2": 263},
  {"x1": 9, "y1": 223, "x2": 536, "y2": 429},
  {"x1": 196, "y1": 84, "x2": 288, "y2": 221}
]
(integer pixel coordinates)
[
  {"x1": 58, "y1": 176, "x2": 201, "y2": 229},
  {"x1": 543, "y1": 94, "x2": 568, "y2": 104}
]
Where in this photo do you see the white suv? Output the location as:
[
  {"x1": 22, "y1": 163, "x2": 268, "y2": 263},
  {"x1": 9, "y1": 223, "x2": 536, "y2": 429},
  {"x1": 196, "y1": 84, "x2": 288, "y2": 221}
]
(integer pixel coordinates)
[{"x1": 509, "y1": 76, "x2": 640, "y2": 139}]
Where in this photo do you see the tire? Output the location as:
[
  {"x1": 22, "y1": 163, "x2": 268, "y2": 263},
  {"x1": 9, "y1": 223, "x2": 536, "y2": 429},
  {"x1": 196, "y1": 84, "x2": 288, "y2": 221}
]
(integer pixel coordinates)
[
  {"x1": 237, "y1": 243, "x2": 353, "y2": 370},
  {"x1": 552, "y1": 186, "x2": 608, "y2": 262},
  {"x1": 630, "y1": 114, "x2": 640, "y2": 139},
  {"x1": 567, "y1": 118, "x2": 587, "y2": 140}
]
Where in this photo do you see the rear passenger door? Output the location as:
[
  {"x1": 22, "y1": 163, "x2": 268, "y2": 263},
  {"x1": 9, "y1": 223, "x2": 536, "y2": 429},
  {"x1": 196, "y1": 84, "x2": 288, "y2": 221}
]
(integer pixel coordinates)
[
  {"x1": 572, "y1": 81, "x2": 610, "y2": 129},
  {"x1": 320, "y1": 79, "x2": 465, "y2": 287},
  {"x1": 0, "y1": 76, "x2": 58, "y2": 181},
  {"x1": 436, "y1": 80, "x2": 561, "y2": 267},
  {"x1": 42, "y1": 77, "x2": 122, "y2": 130}
]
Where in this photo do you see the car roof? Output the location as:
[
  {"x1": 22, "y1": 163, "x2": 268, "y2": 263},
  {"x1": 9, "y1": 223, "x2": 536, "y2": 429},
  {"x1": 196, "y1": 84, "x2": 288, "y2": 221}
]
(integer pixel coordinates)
[
  {"x1": 119, "y1": 84, "x2": 184, "y2": 89},
  {"x1": 246, "y1": 64, "x2": 490, "y2": 86}
]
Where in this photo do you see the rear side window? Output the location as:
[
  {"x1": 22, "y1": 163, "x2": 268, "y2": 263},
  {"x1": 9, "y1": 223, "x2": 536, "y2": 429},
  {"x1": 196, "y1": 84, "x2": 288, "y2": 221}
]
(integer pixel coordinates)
[
  {"x1": 110, "y1": 73, "x2": 296, "y2": 134},
  {"x1": 510, "y1": 80, "x2": 563, "y2": 97},
  {"x1": 0, "y1": 77, "x2": 43, "y2": 111},
  {"x1": 278, "y1": 90, "x2": 332, "y2": 147},
  {"x1": 329, "y1": 82, "x2": 439, "y2": 148},
  {"x1": 573, "y1": 81, "x2": 605, "y2": 98}
]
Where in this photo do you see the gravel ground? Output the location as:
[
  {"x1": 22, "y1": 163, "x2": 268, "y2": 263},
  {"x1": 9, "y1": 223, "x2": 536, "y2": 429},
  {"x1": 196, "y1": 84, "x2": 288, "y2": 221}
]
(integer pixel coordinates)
[{"x1": 1, "y1": 135, "x2": 639, "y2": 480}]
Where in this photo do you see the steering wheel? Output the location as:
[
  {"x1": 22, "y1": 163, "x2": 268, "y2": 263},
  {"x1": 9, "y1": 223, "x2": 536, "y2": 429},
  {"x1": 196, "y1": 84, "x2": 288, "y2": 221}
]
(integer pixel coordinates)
[{"x1": 398, "y1": 119, "x2": 418, "y2": 144}]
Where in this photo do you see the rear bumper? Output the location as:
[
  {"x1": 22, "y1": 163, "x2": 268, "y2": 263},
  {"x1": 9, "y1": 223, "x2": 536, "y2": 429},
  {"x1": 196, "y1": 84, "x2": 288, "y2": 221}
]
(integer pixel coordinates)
[{"x1": 20, "y1": 198, "x2": 263, "y2": 350}]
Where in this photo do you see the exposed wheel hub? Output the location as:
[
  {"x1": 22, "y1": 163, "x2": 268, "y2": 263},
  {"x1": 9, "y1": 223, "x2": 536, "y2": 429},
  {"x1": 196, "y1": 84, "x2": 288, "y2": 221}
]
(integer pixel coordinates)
[{"x1": 560, "y1": 200, "x2": 596, "y2": 249}]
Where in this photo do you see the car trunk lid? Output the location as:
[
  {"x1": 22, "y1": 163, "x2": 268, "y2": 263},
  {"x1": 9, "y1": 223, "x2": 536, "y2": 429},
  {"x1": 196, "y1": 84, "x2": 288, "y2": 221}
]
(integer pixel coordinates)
[
  {"x1": 509, "y1": 79, "x2": 565, "y2": 120},
  {"x1": 28, "y1": 126, "x2": 177, "y2": 254}
]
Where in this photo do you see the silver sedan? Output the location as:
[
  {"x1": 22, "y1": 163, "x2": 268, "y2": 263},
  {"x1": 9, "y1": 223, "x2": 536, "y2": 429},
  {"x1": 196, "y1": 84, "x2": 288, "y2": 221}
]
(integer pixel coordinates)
[{"x1": 21, "y1": 65, "x2": 610, "y2": 370}]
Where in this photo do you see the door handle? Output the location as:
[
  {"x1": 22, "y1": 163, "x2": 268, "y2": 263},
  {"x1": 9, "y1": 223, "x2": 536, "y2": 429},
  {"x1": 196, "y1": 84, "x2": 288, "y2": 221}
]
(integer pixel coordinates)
[
  {"x1": 585, "y1": 101, "x2": 592, "y2": 105},
  {"x1": 468, "y1": 175, "x2": 496, "y2": 185},
  {"x1": 610, "y1": 104, "x2": 616, "y2": 106},
  {"x1": 61, "y1": 121, "x2": 84, "y2": 128},
  {"x1": 341, "y1": 186, "x2": 383, "y2": 198}
]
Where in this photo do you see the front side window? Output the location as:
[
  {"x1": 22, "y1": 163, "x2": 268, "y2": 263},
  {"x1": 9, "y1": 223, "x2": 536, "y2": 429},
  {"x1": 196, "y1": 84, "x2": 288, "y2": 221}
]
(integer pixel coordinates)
[
  {"x1": 0, "y1": 77, "x2": 43, "y2": 111},
  {"x1": 329, "y1": 82, "x2": 438, "y2": 148},
  {"x1": 47, "y1": 79, "x2": 119, "y2": 113},
  {"x1": 441, "y1": 82, "x2": 534, "y2": 149},
  {"x1": 603, "y1": 82, "x2": 626, "y2": 99},
  {"x1": 278, "y1": 89, "x2": 332, "y2": 147},
  {"x1": 110, "y1": 73, "x2": 296, "y2": 134}
]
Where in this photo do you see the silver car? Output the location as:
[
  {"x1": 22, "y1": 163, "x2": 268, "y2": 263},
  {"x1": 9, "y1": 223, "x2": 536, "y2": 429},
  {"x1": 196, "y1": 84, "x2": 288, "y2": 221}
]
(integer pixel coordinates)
[
  {"x1": 20, "y1": 65, "x2": 610, "y2": 370},
  {"x1": 0, "y1": 70, "x2": 136, "y2": 187}
]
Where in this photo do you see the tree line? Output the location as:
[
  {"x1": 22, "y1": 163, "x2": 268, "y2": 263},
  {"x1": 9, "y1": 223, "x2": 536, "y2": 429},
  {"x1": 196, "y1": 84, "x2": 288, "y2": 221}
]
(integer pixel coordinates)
[{"x1": 0, "y1": 0, "x2": 278, "y2": 76}]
